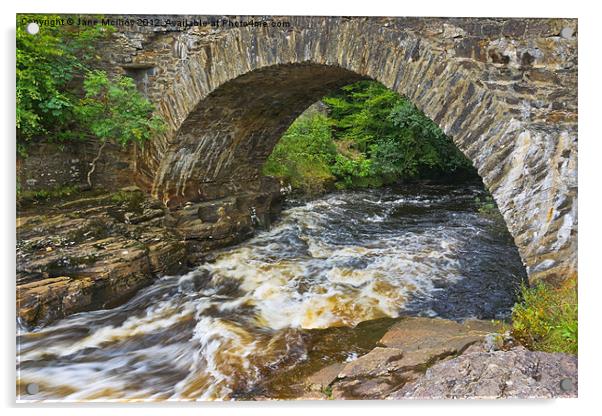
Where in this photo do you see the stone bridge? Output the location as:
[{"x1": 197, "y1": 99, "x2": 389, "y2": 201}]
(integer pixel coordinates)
[{"x1": 41, "y1": 16, "x2": 582, "y2": 285}]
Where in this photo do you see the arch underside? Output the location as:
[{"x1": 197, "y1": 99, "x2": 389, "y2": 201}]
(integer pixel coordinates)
[
  {"x1": 156, "y1": 64, "x2": 365, "y2": 206},
  {"x1": 138, "y1": 19, "x2": 577, "y2": 285}
]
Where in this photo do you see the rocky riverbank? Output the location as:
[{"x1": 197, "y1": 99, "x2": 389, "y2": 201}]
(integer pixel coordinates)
[
  {"x1": 17, "y1": 185, "x2": 577, "y2": 401},
  {"x1": 16, "y1": 184, "x2": 282, "y2": 328},
  {"x1": 298, "y1": 317, "x2": 578, "y2": 400}
]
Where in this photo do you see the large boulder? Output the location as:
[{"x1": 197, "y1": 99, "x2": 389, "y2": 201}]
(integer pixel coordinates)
[{"x1": 302, "y1": 317, "x2": 577, "y2": 400}]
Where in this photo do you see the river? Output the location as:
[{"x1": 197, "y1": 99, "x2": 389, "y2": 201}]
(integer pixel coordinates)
[{"x1": 17, "y1": 183, "x2": 527, "y2": 401}]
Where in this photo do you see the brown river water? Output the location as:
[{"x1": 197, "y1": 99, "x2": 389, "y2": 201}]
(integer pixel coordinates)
[{"x1": 17, "y1": 183, "x2": 527, "y2": 401}]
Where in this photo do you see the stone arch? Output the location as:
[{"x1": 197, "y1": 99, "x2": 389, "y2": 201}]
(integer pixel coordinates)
[{"x1": 133, "y1": 17, "x2": 576, "y2": 285}]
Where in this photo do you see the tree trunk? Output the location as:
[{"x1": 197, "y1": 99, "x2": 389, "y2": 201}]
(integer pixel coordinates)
[{"x1": 86, "y1": 140, "x2": 108, "y2": 189}]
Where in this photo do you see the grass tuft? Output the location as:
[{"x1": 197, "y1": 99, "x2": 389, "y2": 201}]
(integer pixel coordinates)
[{"x1": 511, "y1": 276, "x2": 577, "y2": 355}]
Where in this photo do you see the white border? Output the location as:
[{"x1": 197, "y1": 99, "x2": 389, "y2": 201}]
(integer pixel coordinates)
[{"x1": 2, "y1": 1, "x2": 598, "y2": 415}]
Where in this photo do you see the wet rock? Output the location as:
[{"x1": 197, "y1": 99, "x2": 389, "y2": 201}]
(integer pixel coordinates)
[
  {"x1": 304, "y1": 317, "x2": 502, "y2": 400},
  {"x1": 338, "y1": 347, "x2": 404, "y2": 378},
  {"x1": 304, "y1": 317, "x2": 577, "y2": 400},
  {"x1": 196, "y1": 197, "x2": 237, "y2": 223},
  {"x1": 174, "y1": 188, "x2": 282, "y2": 263},
  {"x1": 306, "y1": 362, "x2": 345, "y2": 391},
  {"x1": 17, "y1": 276, "x2": 95, "y2": 326},
  {"x1": 17, "y1": 184, "x2": 282, "y2": 327},
  {"x1": 332, "y1": 375, "x2": 408, "y2": 400},
  {"x1": 16, "y1": 233, "x2": 178, "y2": 327},
  {"x1": 390, "y1": 346, "x2": 578, "y2": 399},
  {"x1": 378, "y1": 317, "x2": 500, "y2": 352}
]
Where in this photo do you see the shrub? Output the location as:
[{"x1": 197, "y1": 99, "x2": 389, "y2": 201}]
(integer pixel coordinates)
[
  {"x1": 330, "y1": 154, "x2": 374, "y2": 188},
  {"x1": 262, "y1": 114, "x2": 336, "y2": 195},
  {"x1": 16, "y1": 15, "x2": 112, "y2": 154},
  {"x1": 511, "y1": 277, "x2": 578, "y2": 355},
  {"x1": 17, "y1": 14, "x2": 164, "y2": 174}
]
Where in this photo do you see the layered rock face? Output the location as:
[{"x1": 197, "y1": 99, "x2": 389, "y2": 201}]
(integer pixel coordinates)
[
  {"x1": 17, "y1": 188, "x2": 183, "y2": 326},
  {"x1": 95, "y1": 16, "x2": 575, "y2": 286},
  {"x1": 16, "y1": 184, "x2": 282, "y2": 327}
]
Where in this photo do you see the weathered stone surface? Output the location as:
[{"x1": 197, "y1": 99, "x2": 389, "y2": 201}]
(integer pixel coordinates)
[
  {"x1": 390, "y1": 346, "x2": 578, "y2": 399},
  {"x1": 332, "y1": 375, "x2": 411, "y2": 400},
  {"x1": 300, "y1": 317, "x2": 577, "y2": 400},
  {"x1": 16, "y1": 183, "x2": 282, "y2": 327},
  {"x1": 17, "y1": 138, "x2": 135, "y2": 193},
  {"x1": 16, "y1": 190, "x2": 187, "y2": 327},
  {"x1": 338, "y1": 347, "x2": 404, "y2": 379},
  {"x1": 306, "y1": 362, "x2": 346, "y2": 391},
  {"x1": 378, "y1": 317, "x2": 499, "y2": 351}
]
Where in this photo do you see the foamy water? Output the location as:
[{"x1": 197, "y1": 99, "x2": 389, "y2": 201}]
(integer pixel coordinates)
[{"x1": 17, "y1": 184, "x2": 526, "y2": 401}]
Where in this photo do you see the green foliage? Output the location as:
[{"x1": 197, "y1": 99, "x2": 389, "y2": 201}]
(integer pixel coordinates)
[
  {"x1": 322, "y1": 385, "x2": 333, "y2": 399},
  {"x1": 323, "y1": 81, "x2": 475, "y2": 183},
  {"x1": 384, "y1": 99, "x2": 474, "y2": 178},
  {"x1": 263, "y1": 80, "x2": 477, "y2": 194},
  {"x1": 262, "y1": 114, "x2": 336, "y2": 195},
  {"x1": 111, "y1": 189, "x2": 146, "y2": 213},
  {"x1": 331, "y1": 154, "x2": 374, "y2": 188},
  {"x1": 323, "y1": 81, "x2": 400, "y2": 155},
  {"x1": 511, "y1": 277, "x2": 578, "y2": 355},
  {"x1": 19, "y1": 184, "x2": 79, "y2": 203},
  {"x1": 474, "y1": 195, "x2": 514, "y2": 242},
  {"x1": 16, "y1": 15, "x2": 163, "y2": 157},
  {"x1": 17, "y1": 15, "x2": 111, "y2": 151},
  {"x1": 475, "y1": 195, "x2": 497, "y2": 216},
  {"x1": 77, "y1": 71, "x2": 165, "y2": 147},
  {"x1": 475, "y1": 195, "x2": 503, "y2": 225}
]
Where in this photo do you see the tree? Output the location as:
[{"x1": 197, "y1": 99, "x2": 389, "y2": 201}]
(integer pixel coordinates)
[
  {"x1": 77, "y1": 71, "x2": 165, "y2": 188},
  {"x1": 262, "y1": 113, "x2": 336, "y2": 195},
  {"x1": 17, "y1": 15, "x2": 166, "y2": 188},
  {"x1": 16, "y1": 15, "x2": 110, "y2": 154},
  {"x1": 263, "y1": 80, "x2": 477, "y2": 193},
  {"x1": 324, "y1": 81, "x2": 475, "y2": 183},
  {"x1": 323, "y1": 81, "x2": 400, "y2": 154}
]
